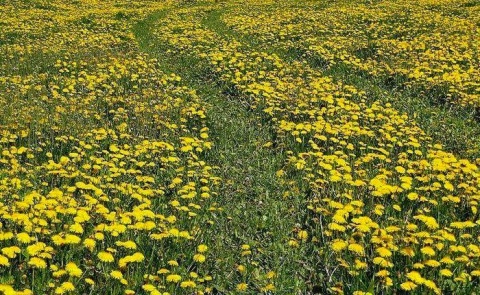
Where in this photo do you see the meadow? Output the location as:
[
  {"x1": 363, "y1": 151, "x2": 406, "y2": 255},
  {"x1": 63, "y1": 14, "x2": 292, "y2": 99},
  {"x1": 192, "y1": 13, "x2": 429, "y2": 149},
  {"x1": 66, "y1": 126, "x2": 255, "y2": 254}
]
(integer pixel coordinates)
[{"x1": 1, "y1": 0, "x2": 480, "y2": 294}]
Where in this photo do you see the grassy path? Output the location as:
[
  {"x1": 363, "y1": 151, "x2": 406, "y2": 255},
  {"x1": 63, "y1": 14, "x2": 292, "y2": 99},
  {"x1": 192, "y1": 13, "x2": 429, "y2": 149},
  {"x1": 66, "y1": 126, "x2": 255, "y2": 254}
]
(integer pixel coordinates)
[{"x1": 133, "y1": 9, "x2": 308, "y2": 293}]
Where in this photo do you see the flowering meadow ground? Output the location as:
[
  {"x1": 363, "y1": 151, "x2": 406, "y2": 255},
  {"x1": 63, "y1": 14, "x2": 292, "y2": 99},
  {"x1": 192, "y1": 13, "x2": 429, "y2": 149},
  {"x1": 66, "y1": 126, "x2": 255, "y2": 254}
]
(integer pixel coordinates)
[{"x1": 1, "y1": 0, "x2": 480, "y2": 294}]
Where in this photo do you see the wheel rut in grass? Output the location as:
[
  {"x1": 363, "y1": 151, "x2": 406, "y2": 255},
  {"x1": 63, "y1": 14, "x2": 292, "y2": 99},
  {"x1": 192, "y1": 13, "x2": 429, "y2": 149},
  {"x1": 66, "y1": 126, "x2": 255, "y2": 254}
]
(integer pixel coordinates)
[
  {"x1": 133, "y1": 8, "x2": 307, "y2": 292},
  {"x1": 202, "y1": 7, "x2": 480, "y2": 160}
]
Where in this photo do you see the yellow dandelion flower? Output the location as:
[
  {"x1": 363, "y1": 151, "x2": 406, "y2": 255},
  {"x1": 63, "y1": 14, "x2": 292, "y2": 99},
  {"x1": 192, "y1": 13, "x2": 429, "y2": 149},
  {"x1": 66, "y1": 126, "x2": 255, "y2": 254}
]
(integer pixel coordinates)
[
  {"x1": 407, "y1": 192, "x2": 419, "y2": 200},
  {"x1": 118, "y1": 258, "x2": 128, "y2": 268},
  {"x1": 65, "y1": 262, "x2": 82, "y2": 277},
  {"x1": 110, "y1": 270, "x2": 123, "y2": 280},
  {"x1": 328, "y1": 222, "x2": 346, "y2": 232},
  {"x1": 400, "y1": 281, "x2": 417, "y2": 291},
  {"x1": 166, "y1": 274, "x2": 182, "y2": 283},
  {"x1": 331, "y1": 240, "x2": 348, "y2": 252},
  {"x1": 0, "y1": 255, "x2": 10, "y2": 266},
  {"x1": 266, "y1": 271, "x2": 276, "y2": 279},
  {"x1": 131, "y1": 252, "x2": 145, "y2": 262},
  {"x1": 55, "y1": 282, "x2": 75, "y2": 294},
  {"x1": 420, "y1": 246, "x2": 435, "y2": 256},
  {"x1": 297, "y1": 230, "x2": 308, "y2": 241},
  {"x1": 454, "y1": 272, "x2": 470, "y2": 283},
  {"x1": 376, "y1": 247, "x2": 392, "y2": 257},
  {"x1": 197, "y1": 244, "x2": 208, "y2": 253},
  {"x1": 450, "y1": 221, "x2": 476, "y2": 229},
  {"x1": 69, "y1": 223, "x2": 83, "y2": 234},
  {"x1": 0, "y1": 232, "x2": 14, "y2": 241},
  {"x1": 157, "y1": 268, "x2": 169, "y2": 274},
  {"x1": 441, "y1": 231, "x2": 456, "y2": 242},
  {"x1": 376, "y1": 270, "x2": 390, "y2": 277},
  {"x1": 348, "y1": 243, "x2": 365, "y2": 255},
  {"x1": 424, "y1": 260, "x2": 440, "y2": 267},
  {"x1": 116, "y1": 240, "x2": 137, "y2": 250},
  {"x1": 237, "y1": 265, "x2": 246, "y2": 273},
  {"x1": 400, "y1": 247, "x2": 415, "y2": 257},
  {"x1": 142, "y1": 284, "x2": 156, "y2": 292},
  {"x1": 16, "y1": 232, "x2": 32, "y2": 244},
  {"x1": 406, "y1": 223, "x2": 418, "y2": 231},
  {"x1": 373, "y1": 257, "x2": 393, "y2": 268},
  {"x1": 193, "y1": 254, "x2": 206, "y2": 263},
  {"x1": 440, "y1": 269, "x2": 453, "y2": 277},
  {"x1": 413, "y1": 263, "x2": 425, "y2": 269},
  {"x1": 180, "y1": 280, "x2": 196, "y2": 288},
  {"x1": 422, "y1": 279, "x2": 439, "y2": 293},
  {"x1": 385, "y1": 277, "x2": 393, "y2": 287},
  {"x1": 64, "y1": 234, "x2": 81, "y2": 244},
  {"x1": 450, "y1": 245, "x2": 467, "y2": 253},
  {"x1": 261, "y1": 283, "x2": 275, "y2": 291},
  {"x1": 53, "y1": 270, "x2": 67, "y2": 278},
  {"x1": 406, "y1": 271, "x2": 424, "y2": 284},
  {"x1": 414, "y1": 215, "x2": 439, "y2": 229},
  {"x1": 236, "y1": 283, "x2": 248, "y2": 291},
  {"x1": 471, "y1": 270, "x2": 480, "y2": 276},
  {"x1": 83, "y1": 238, "x2": 96, "y2": 252},
  {"x1": 374, "y1": 204, "x2": 384, "y2": 216},
  {"x1": 288, "y1": 239, "x2": 299, "y2": 247},
  {"x1": 28, "y1": 257, "x2": 47, "y2": 269},
  {"x1": 354, "y1": 259, "x2": 367, "y2": 270},
  {"x1": 444, "y1": 182, "x2": 454, "y2": 191},
  {"x1": 241, "y1": 249, "x2": 252, "y2": 256},
  {"x1": 98, "y1": 252, "x2": 115, "y2": 263}
]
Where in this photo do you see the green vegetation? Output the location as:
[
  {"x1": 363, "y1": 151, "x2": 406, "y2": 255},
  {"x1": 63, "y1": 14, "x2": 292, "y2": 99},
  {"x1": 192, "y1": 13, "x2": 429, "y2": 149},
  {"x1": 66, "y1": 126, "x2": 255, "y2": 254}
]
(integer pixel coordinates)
[{"x1": 1, "y1": 0, "x2": 480, "y2": 294}]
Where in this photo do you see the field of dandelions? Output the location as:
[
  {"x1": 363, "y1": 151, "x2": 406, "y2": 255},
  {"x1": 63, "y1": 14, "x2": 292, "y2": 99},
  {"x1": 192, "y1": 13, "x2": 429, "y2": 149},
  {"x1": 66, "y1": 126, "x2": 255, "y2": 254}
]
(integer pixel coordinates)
[{"x1": 1, "y1": 0, "x2": 480, "y2": 294}]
